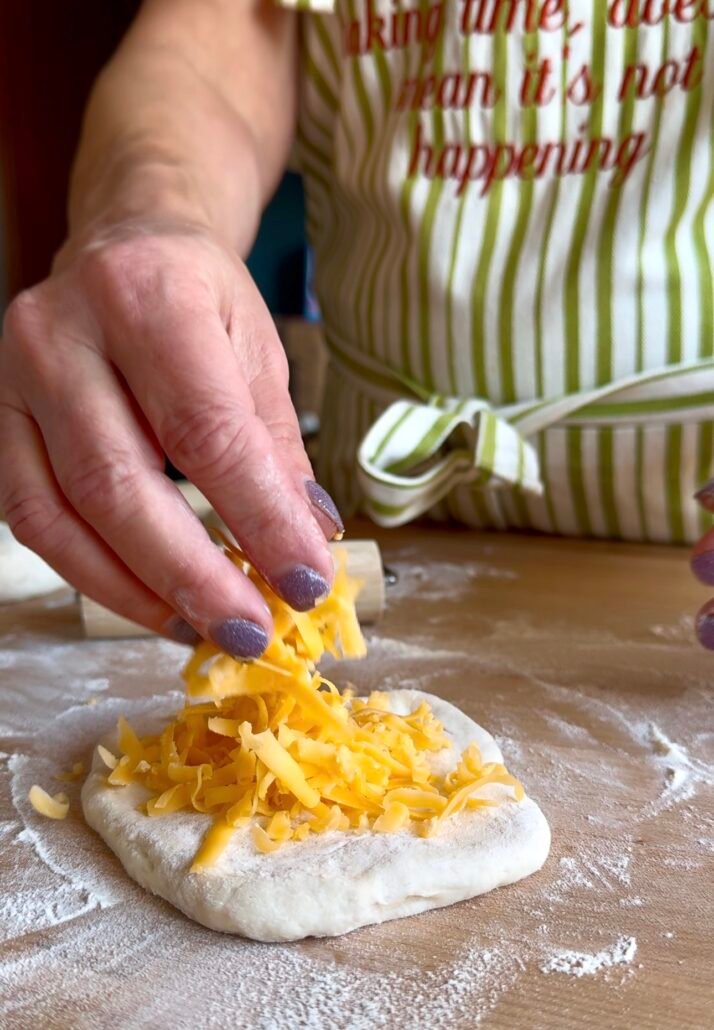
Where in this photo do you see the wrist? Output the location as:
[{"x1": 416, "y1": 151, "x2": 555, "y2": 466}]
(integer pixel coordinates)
[
  {"x1": 73, "y1": 161, "x2": 211, "y2": 230},
  {"x1": 65, "y1": 132, "x2": 262, "y2": 262}
]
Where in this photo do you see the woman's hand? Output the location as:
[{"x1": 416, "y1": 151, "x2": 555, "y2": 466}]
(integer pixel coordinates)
[
  {"x1": 0, "y1": 221, "x2": 342, "y2": 657},
  {"x1": 691, "y1": 484, "x2": 714, "y2": 648}
]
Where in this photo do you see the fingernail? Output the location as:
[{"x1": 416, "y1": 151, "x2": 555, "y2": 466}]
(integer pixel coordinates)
[
  {"x1": 275, "y1": 565, "x2": 330, "y2": 611},
  {"x1": 694, "y1": 480, "x2": 714, "y2": 511},
  {"x1": 305, "y1": 480, "x2": 344, "y2": 540},
  {"x1": 209, "y1": 618, "x2": 269, "y2": 659},
  {"x1": 691, "y1": 552, "x2": 714, "y2": 586},
  {"x1": 695, "y1": 610, "x2": 714, "y2": 650},
  {"x1": 165, "y1": 617, "x2": 203, "y2": 647}
]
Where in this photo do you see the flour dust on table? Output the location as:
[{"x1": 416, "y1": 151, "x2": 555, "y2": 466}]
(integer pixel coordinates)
[{"x1": 81, "y1": 690, "x2": 550, "y2": 941}]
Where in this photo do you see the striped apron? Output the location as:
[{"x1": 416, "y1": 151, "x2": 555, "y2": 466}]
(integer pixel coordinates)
[{"x1": 281, "y1": 0, "x2": 714, "y2": 542}]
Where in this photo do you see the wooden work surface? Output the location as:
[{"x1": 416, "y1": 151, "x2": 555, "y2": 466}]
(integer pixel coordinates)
[{"x1": 0, "y1": 524, "x2": 712, "y2": 1028}]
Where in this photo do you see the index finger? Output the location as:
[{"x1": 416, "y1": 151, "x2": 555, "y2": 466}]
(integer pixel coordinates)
[
  {"x1": 20, "y1": 342, "x2": 274, "y2": 659},
  {"x1": 110, "y1": 304, "x2": 335, "y2": 610}
]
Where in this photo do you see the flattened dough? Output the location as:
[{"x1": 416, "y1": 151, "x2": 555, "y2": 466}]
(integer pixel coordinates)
[{"x1": 82, "y1": 690, "x2": 550, "y2": 941}]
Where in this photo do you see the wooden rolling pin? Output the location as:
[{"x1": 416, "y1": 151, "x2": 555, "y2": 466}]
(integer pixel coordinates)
[{"x1": 80, "y1": 538, "x2": 385, "y2": 638}]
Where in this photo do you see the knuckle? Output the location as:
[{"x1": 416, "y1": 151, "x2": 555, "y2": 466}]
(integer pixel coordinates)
[
  {"x1": 81, "y1": 240, "x2": 214, "y2": 335},
  {"x1": 166, "y1": 563, "x2": 223, "y2": 617},
  {"x1": 236, "y1": 483, "x2": 284, "y2": 540},
  {"x1": 2, "y1": 284, "x2": 93, "y2": 385},
  {"x1": 267, "y1": 414, "x2": 301, "y2": 449},
  {"x1": 81, "y1": 245, "x2": 143, "y2": 321},
  {"x1": 2, "y1": 289, "x2": 46, "y2": 353},
  {"x1": 4, "y1": 489, "x2": 68, "y2": 555},
  {"x1": 230, "y1": 446, "x2": 289, "y2": 541},
  {"x1": 260, "y1": 339, "x2": 290, "y2": 383},
  {"x1": 82, "y1": 239, "x2": 143, "y2": 284},
  {"x1": 244, "y1": 333, "x2": 290, "y2": 390},
  {"x1": 271, "y1": 345, "x2": 290, "y2": 385},
  {"x1": 249, "y1": 365, "x2": 291, "y2": 411},
  {"x1": 62, "y1": 452, "x2": 139, "y2": 523},
  {"x1": 162, "y1": 403, "x2": 256, "y2": 481}
]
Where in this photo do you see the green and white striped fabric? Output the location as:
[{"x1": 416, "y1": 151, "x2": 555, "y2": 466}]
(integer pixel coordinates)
[
  {"x1": 356, "y1": 357, "x2": 714, "y2": 525},
  {"x1": 358, "y1": 397, "x2": 543, "y2": 526},
  {"x1": 279, "y1": 0, "x2": 714, "y2": 542}
]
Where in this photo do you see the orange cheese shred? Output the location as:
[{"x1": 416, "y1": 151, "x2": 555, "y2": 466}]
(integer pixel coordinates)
[
  {"x1": 105, "y1": 541, "x2": 523, "y2": 868},
  {"x1": 28, "y1": 785, "x2": 69, "y2": 820},
  {"x1": 57, "y1": 761, "x2": 85, "y2": 782}
]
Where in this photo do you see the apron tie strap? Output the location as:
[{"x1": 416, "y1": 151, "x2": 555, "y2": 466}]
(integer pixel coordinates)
[
  {"x1": 357, "y1": 397, "x2": 542, "y2": 527},
  {"x1": 340, "y1": 346, "x2": 714, "y2": 528}
]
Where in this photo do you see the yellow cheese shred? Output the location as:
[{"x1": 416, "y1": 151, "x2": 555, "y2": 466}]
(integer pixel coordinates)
[
  {"x1": 97, "y1": 745, "x2": 118, "y2": 770},
  {"x1": 57, "y1": 761, "x2": 85, "y2": 782},
  {"x1": 29, "y1": 785, "x2": 69, "y2": 820},
  {"x1": 105, "y1": 541, "x2": 524, "y2": 868}
]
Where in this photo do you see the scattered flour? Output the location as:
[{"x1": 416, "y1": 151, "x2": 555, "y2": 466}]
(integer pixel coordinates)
[
  {"x1": 553, "y1": 856, "x2": 596, "y2": 892},
  {"x1": 362, "y1": 635, "x2": 471, "y2": 662},
  {"x1": 82, "y1": 678, "x2": 110, "y2": 693},
  {"x1": 541, "y1": 711, "x2": 595, "y2": 743},
  {"x1": 0, "y1": 904, "x2": 522, "y2": 1030},
  {"x1": 529, "y1": 675, "x2": 714, "y2": 823},
  {"x1": 648, "y1": 615, "x2": 695, "y2": 643},
  {"x1": 661, "y1": 856, "x2": 703, "y2": 870},
  {"x1": 639, "y1": 722, "x2": 714, "y2": 818},
  {"x1": 250, "y1": 944, "x2": 523, "y2": 1030},
  {"x1": 385, "y1": 550, "x2": 518, "y2": 604},
  {"x1": 596, "y1": 851, "x2": 631, "y2": 887},
  {"x1": 6, "y1": 692, "x2": 183, "y2": 926},
  {"x1": 541, "y1": 936, "x2": 638, "y2": 978},
  {"x1": 544, "y1": 846, "x2": 633, "y2": 902},
  {"x1": 0, "y1": 570, "x2": 710, "y2": 1023}
]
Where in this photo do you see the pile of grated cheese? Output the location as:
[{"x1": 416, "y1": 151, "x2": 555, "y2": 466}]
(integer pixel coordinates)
[{"x1": 103, "y1": 540, "x2": 524, "y2": 869}]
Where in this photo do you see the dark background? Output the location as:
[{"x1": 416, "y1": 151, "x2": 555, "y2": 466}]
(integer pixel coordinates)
[
  {"x1": 0, "y1": 0, "x2": 306, "y2": 311},
  {"x1": 0, "y1": 2, "x2": 142, "y2": 296}
]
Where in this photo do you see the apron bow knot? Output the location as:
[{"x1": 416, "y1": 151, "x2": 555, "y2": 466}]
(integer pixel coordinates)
[
  {"x1": 357, "y1": 397, "x2": 542, "y2": 527},
  {"x1": 349, "y1": 355, "x2": 714, "y2": 528}
]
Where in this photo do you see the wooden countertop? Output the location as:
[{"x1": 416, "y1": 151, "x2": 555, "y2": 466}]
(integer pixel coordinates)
[{"x1": 0, "y1": 524, "x2": 712, "y2": 1028}]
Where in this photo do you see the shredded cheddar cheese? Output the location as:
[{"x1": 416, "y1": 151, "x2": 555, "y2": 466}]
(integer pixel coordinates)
[
  {"x1": 58, "y1": 761, "x2": 85, "y2": 782},
  {"x1": 105, "y1": 539, "x2": 524, "y2": 868},
  {"x1": 29, "y1": 785, "x2": 69, "y2": 820},
  {"x1": 97, "y1": 745, "x2": 118, "y2": 770}
]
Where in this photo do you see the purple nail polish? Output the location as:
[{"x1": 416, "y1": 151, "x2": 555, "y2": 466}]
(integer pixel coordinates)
[
  {"x1": 691, "y1": 552, "x2": 714, "y2": 586},
  {"x1": 276, "y1": 565, "x2": 330, "y2": 612},
  {"x1": 210, "y1": 618, "x2": 269, "y2": 659},
  {"x1": 695, "y1": 611, "x2": 714, "y2": 650},
  {"x1": 165, "y1": 617, "x2": 203, "y2": 647},
  {"x1": 306, "y1": 480, "x2": 344, "y2": 539}
]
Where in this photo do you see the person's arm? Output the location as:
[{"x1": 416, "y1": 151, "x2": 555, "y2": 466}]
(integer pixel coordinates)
[
  {"x1": 0, "y1": 0, "x2": 340, "y2": 658},
  {"x1": 65, "y1": 0, "x2": 294, "y2": 257}
]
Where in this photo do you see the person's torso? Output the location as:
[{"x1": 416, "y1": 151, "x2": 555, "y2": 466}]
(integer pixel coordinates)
[
  {"x1": 283, "y1": 0, "x2": 714, "y2": 541},
  {"x1": 296, "y1": 0, "x2": 712, "y2": 393}
]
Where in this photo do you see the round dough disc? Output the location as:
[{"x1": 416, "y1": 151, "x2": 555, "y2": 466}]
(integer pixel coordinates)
[
  {"x1": 0, "y1": 523, "x2": 66, "y2": 602},
  {"x1": 82, "y1": 689, "x2": 551, "y2": 941}
]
